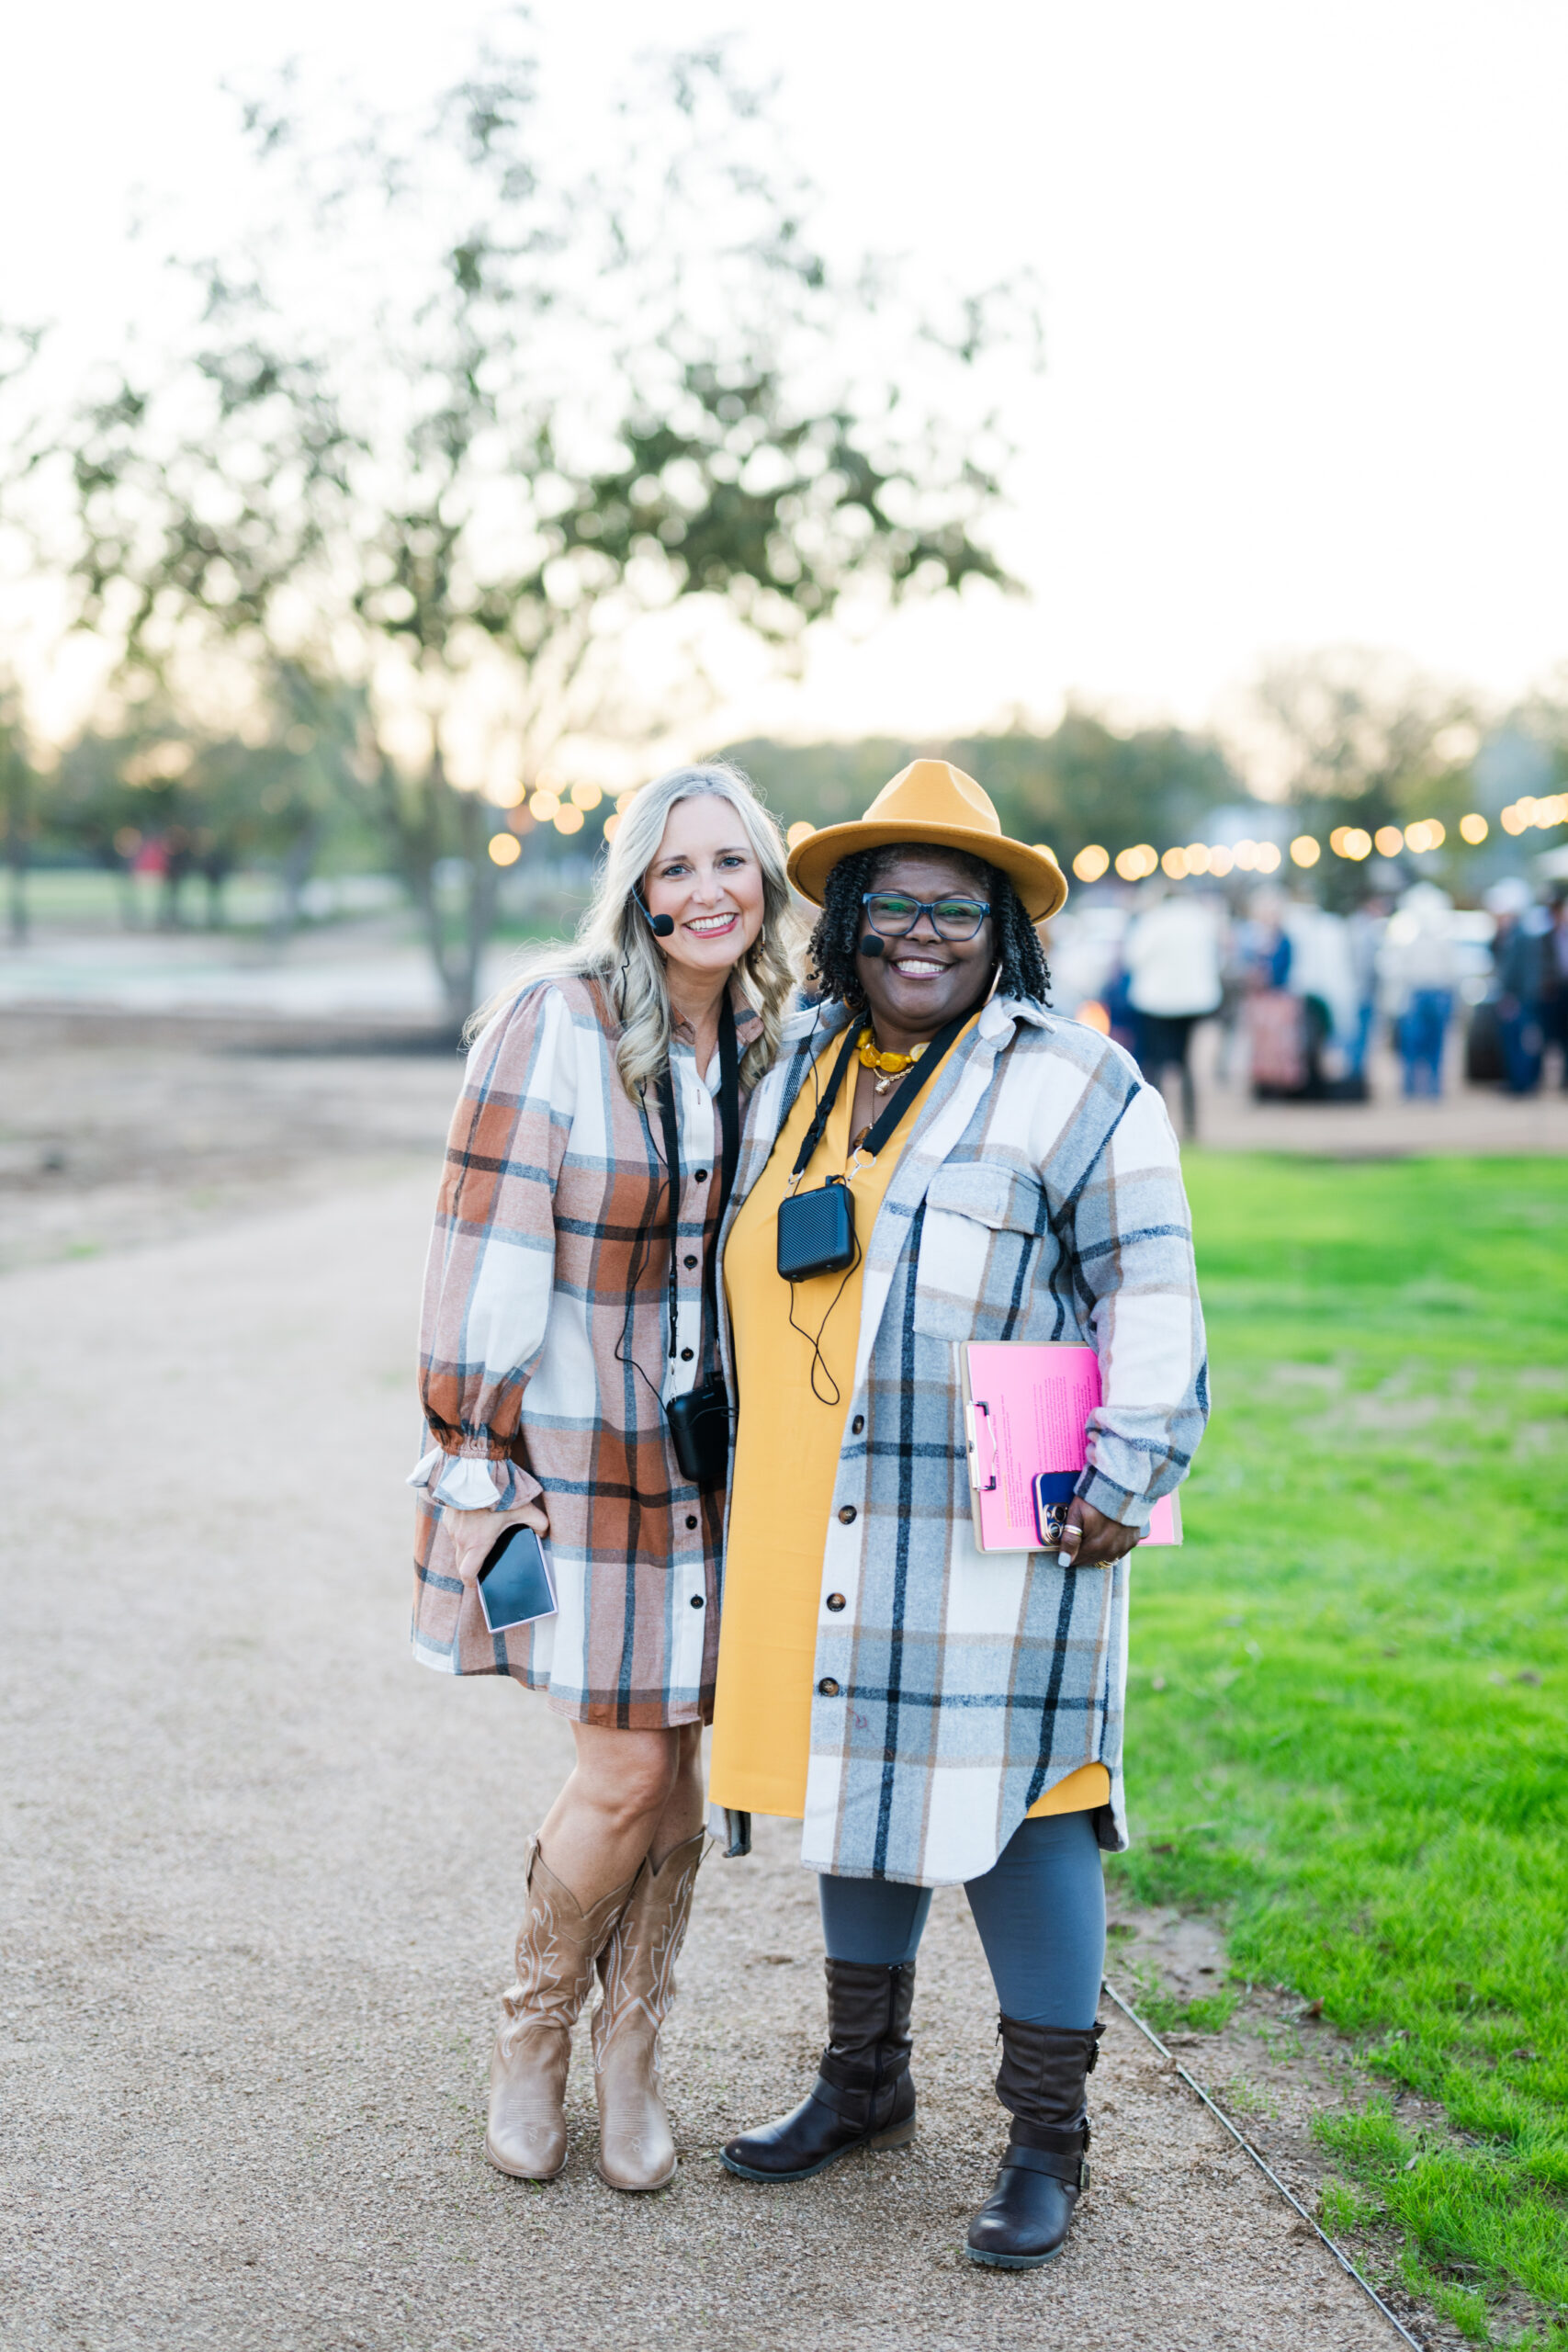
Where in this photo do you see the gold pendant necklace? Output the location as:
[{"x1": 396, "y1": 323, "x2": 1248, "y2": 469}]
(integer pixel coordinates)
[{"x1": 857, "y1": 1024, "x2": 927, "y2": 1095}]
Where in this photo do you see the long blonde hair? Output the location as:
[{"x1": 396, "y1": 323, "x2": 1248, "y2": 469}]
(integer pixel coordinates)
[{"x1": 481, "y1": 761, "x2": 800, "y2": 1097}]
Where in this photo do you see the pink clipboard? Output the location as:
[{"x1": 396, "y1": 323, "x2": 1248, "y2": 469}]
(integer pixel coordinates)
[{"x1": 959, "y1": 1340, "x2": 1183, "y2": 1555}]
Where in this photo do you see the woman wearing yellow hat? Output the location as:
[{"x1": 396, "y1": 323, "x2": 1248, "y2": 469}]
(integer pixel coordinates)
[{"x1": 706, "y1": 761, "x2": 1209, "y2": 2267}]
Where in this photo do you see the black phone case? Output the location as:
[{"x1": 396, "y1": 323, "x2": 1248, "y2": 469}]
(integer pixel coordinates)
[{"x1": 776, "y1": 1181, "x2": 856, "y2": 1282}]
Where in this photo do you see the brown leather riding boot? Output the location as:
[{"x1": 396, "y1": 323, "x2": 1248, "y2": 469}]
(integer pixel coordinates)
[
  {"x1": 590, "y1": 1830, "x2": 705, "y2": 2192},
  {"x1": 485, "y1": 1839, "x2": 638, "y2": 2182}
]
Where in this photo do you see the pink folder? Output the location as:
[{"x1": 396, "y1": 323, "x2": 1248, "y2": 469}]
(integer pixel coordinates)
[{"x1": 959, "y1": 1340, "x2": 1183, "y2": 1555}]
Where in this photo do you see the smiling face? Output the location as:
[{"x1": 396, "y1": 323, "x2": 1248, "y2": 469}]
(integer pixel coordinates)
[
  {"x1": 642, "y1": 790, "x2": 767, "y2": 981},
  {"x1": 854, "y1": 848, "x2": 997, "y2": 1046}
]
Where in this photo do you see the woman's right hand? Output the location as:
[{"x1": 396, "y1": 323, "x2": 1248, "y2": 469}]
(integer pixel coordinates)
[
  {"x1": 446, "y1": 1498, "x2": 550, "y2": 1591},
  {"x1": 1054, "y1": 1498, "x2": 1140, "y2": 1568}
]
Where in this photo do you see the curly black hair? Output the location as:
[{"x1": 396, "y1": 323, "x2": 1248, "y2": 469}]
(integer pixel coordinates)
[{"x1": 806, "y1": 845, "x2": 1051, "y2": 1008}]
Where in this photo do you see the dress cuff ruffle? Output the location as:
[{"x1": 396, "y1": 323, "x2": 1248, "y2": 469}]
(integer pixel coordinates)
[{"x1": 407, "y1": 1445, "x2": 541, "y2": 1512}]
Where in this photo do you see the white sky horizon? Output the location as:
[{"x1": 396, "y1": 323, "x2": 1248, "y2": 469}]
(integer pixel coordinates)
[{"x1": 4, "y1": 0, "x2": 1566, "y2": 760}]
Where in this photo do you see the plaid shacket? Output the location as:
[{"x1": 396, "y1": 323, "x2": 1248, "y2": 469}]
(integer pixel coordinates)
[
  {"x1": 713, "y1": 992, "x2": 1209, "y2": 1884},
  {"x1": 410, "y1": 973, "x2": 761, "y2": 1727}
]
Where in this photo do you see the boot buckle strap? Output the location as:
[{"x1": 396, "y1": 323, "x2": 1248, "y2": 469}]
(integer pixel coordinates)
[
  {"x1": 1007, "y1": 2116, "x2": 1089, "y2": 2156},
  {"x1": 818, "y1": 2045, "x2": 908, "y2": 2098},
  {"x1": 1004, "y1": 2142, "x2": 1090, "y2": 2191},
  {"x1": 807, "y1": 2073, "x2": 867, "y2": 2127}
]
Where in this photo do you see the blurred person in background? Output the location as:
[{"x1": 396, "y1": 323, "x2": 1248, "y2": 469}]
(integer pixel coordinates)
[
  {"x1": 1486, "y1": 877, "x2": 1553, "y2": 1096},
  {"x1": 1346, "y1": 896, "x2": 1389, "y2": 1086},
  {"x1": 1546, "y1": 888, "x2": 1568, "y2": 1088},
  {"x1": 1120, "y1": 880, "x2": 1223, "y2": 1138},
  {"x1": 1101, "y1": 954, "x2": 1142, "y2": 1060},
  {"x1": 1243, "y1": 895, "x2": 1293, "y2": 990},
  {"x1": 1214, "y1": 893, "x2": 1274, "y2": 1082},
  {"x1": 408, "y1": 763, "x2": 797, "y2": 2194},
  {"x1": 708, "y1": 762, "x2": 1208, "y2": 2270},
  {"x1": 1379, "y1": 881, "x2": 1459, "y2": 1099},
  {"x1": 1279, "y1": 895, "x2": 1362, "y2": 1100},
  {"x1": 1238, "y1": 889, "x2": 1309, "y2": 1098}
]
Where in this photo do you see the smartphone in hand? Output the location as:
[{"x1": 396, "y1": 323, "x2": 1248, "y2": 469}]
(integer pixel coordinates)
[
  {"x1": 476, "y1": 1522, "x2": 558, "y2": 1634},
  {"x1": 1032, "y1": 1471, "x2": 1079, "y2": 1550}
]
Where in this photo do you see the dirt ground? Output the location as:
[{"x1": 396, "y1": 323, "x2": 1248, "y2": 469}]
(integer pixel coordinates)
[
  {"x1": 0, "y1": 1011, "x2": 1487, "y2": 2349},
  {"x1": 0, "y1": 1013, "x2": 463, "y2": 1272}
]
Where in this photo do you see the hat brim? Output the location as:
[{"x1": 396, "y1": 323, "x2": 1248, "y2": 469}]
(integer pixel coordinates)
[{"x1": 787, "y1": 820, "x2": 1068, "y2": 923}]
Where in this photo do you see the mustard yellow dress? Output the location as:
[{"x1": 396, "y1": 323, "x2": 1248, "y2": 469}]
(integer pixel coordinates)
[{"x1": 711, "y1": 1022, "x2": 1109, "y2": 1827}]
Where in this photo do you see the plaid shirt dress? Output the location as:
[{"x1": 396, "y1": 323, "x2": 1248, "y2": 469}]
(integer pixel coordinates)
[
  {"x1": 410, "y1": 973, "x2": 761, "y2": 1728},
  {"x1": 713, "y1": 992, "x2": 1209, "y2": 1884}
]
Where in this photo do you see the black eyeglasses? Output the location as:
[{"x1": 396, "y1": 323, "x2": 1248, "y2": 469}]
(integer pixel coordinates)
[{"x1": 861, "y1": 890, "x2": 992, "y2": 942}]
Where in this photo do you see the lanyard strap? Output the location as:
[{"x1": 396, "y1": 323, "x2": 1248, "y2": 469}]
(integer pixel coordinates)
[
  {"x1": 659, "y1": 996, "x2": 740, "y2": 1365},
  {"x1": 788, "y1": 1008, "x2": 971, "y2": 1187}
]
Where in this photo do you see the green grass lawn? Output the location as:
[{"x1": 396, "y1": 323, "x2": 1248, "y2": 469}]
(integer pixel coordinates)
[
  {"x1": 1112, "y1": 1155, "x2": 1568, "y2": 2347},
  {"x1": 14, "y1": 867, "x2": 287, "y2": 927}
]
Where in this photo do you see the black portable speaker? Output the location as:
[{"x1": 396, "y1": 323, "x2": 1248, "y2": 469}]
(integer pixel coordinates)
[
  {"x1": 774, "y1": 1008, "x2": 972, "y2": 1287},
  {"x1": 776, "y1": 1177, "x2": 856, "y2": 1283}
]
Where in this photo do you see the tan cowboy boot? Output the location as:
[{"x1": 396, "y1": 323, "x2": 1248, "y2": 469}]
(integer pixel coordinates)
[
  {"x1": 485, "y1": 1838, "x2": 637, "y2": 2181},
  {"x1": 591, "y1": 1830, "x2": 706, "y2": 2191}
]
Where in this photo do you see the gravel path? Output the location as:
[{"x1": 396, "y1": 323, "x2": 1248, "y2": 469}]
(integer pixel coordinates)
[{"x1": 1, "y1": 1174, "x2": 1398, "y2": 2351}]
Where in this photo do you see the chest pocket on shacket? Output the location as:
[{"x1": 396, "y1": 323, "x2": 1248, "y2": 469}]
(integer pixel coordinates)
[{"x1": 909, "y1": 1159, "x2": 1056, "y2": 1342}]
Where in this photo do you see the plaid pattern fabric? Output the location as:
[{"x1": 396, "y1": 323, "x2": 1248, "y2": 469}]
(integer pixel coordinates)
[
  {"x1": 714, "y1": 992, "x2": 1209, "y2": 1883},
  {"x1": 411, "y1": 974, "x2": 761, "y2": 1728}
]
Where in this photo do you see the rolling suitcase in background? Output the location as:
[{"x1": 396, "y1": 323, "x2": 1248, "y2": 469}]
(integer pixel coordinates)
[{"x1": 1247, "y1": 988, "x2": 1308, "y2": 1097}]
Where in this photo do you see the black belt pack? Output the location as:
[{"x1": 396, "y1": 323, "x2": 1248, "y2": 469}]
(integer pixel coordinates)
[{"x1": 665, "y1": 1371, "x2": 732, "y2": 1489}]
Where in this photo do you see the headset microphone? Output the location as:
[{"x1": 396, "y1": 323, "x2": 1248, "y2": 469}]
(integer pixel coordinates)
[
  {"x1": 634, "y1": 888, "x2": 675, "y2": 939},
  {"x1": 860, "y1": 935, "x2": 885, "y2": 958}
]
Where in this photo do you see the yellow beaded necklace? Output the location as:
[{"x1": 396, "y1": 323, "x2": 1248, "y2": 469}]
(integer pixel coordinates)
[{"x1": 856, "y1": 1024, "x2": 928, "y2": 1095}]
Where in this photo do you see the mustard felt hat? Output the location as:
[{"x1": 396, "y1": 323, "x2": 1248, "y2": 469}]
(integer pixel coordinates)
[{"x1": 785, "y1": 759, "x2": 1068, "y2": 922}]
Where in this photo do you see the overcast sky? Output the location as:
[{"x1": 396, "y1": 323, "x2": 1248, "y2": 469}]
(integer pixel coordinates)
[{"x1": 5, "y1": 0, "x2": 1566, "y2": 746}]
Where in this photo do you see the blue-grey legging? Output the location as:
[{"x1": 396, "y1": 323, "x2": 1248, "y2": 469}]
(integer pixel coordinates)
[{"x1": 818, "y1": 1809, "x2": 1105, "y2": 2028}]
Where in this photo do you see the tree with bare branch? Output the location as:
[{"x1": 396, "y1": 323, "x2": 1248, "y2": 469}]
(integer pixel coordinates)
[{"x1": 17, "y1": 35, "x2": 1029, "y2": 1025}]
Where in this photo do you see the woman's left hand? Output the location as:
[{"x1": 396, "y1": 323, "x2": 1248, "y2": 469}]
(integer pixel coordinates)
[
  {"x1": 1054, "y1": 1499, "x2": 1140, "y2": 1567},
  {"x1": 446, "y1": 1498, "x2": 551, "y2": 1592}
]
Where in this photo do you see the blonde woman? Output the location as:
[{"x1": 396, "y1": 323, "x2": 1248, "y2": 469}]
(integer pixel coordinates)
[{"x1": 409, "y1": 761, "x2": 795, "y2": 2193}]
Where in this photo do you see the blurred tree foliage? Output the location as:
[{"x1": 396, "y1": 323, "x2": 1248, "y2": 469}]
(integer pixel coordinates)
[
  {"x1": 1237, "y1": 649, "x2": 1483, "y2": 906},
  {"x1": 46, "y1": 665, "x2": 377, "y2": 931},
  {"x1": 0, "y1": 676, "x2": 33, "y2": 944},
  {"x1": 727, "y1": 711, "x2": 1239, "y2": 869},
  {"x1": 18, "y1": 36, "x2": 1027, "y2": 1026}
]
